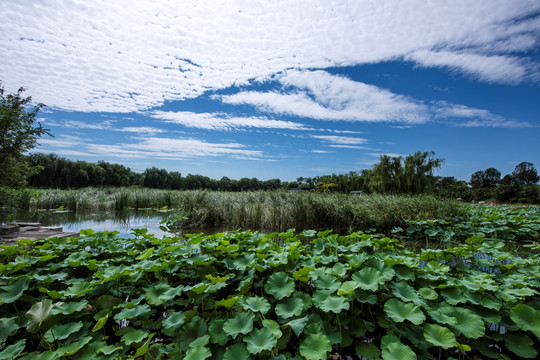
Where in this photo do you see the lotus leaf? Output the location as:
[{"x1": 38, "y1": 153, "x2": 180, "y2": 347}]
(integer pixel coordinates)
[
  {"x1": 91, "y1": 313, "x2": 109, "y2": 332},
  {"x1": 113, "y1": 304, "x2": 151, "y2": 321},
  {"x1": 0, "y1": 317, "x2": 20, "y2": 341},
  {"x1": 64, "y1": 281, "x2": 94, "y2": 297},
  {"x1": 0, "y1": 339, "x2": 25, "y2": 360},
  {"x1": 352, "y1": 267, "x2": 386, "y2": 291},
  {"x1": 244, "y1": 327, "x2": 277, "y2": 354},
  {"x1": 391, "y1": 282, "x2": 425, "y2": 306},
  {"x1": 381, "y1": 340, "x2": 417, "y2": 360},
  {"x1": 223, "y1": 343, "x2": 250, "y2": 360},
  {"x1": 240, "y1": 296, "x2": 271, "y2": 314},
  {"x1": 44, "y1": 321, "x2": 83, "y2": 342},
  {"x1": 318, "y1": 295, "x2": 350, "y2": 313},
  {"x1": 275, "y1": 297, "x2": 304, "y2": 318},
  {"x1": 265, "y1": 272, "x2": 295, "y2": 300},
  {"x1": 223, "y1": 311, "x2": 255, "y2": 338},
  {"x1": 337, "y1": 280, "x2": 361, "y2": 295},
  {"x1": 162, "y1": 310, "x2": 186, "y2": 330},
  {"x1": 185, "y1": 346, "x2": 212, "y2": 360},
  {"x1": 145, "y1": 283, "x2": 179, "y2": 305},
  {"x1": 50, "y1": 299, "x2": 88, "y2": 315},
  {"x1": 504, "y1": 332, "x2": 537, "y2": 359},
  {"x1": 300, "y1": 333, "x2": 332, "y2": 360},
  {"x1": 121, "y1": 328, "x2": 149, "y2": 345},
  {"x1": 262, "y1": 319, "x2": 282, "y2": 339},
  {"x1": 355, "y1": 341, "x2": 381, "y2": 360},
  {"x1": 189, "y1": 334, "x2": 210, "y2": 348},
  {"x1": 208, "y1": 319, "x2": 229, "y2": 345},
  {"x1": 384, "y1": 299, "x2": 425, "y2": 325},
  {"x1": 423, "y1": 324, "x2": 457, "y2": 349},
  {"x1": 418, "y1": 287, "x2": 438, "y2": 300},
  {"x1": 26, "y1": 299, "x2": 54, "y2": 333},
  {"x1": 287, "y1": 316, "x2": 309, "y2": 337},
  {"x1": 510, "y1": 304, "x2": 540, "y2": 338},
  {"x1": 0, "y1": 277, "x2": 28, "y2": 304}
]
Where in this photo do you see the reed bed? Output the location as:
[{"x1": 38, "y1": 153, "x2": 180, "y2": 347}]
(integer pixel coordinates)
[{"x1": 23, "y1": 188, "x2": 467, "y2": 233}]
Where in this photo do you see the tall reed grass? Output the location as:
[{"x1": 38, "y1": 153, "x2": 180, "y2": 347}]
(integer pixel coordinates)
[{"x1": 21, "y1": 188, "x2": 468, "y2": 234}]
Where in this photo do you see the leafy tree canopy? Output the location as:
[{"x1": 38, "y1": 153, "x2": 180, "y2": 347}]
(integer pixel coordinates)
[
  {"x1": 0, "y1": 82, "x2": 51, "y2": 187},
  {"x1": 512, "y1": 162, "x2": 539, "y2": 185}
]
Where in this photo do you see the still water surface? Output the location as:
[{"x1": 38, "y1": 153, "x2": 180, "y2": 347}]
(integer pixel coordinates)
[{"x1": 14, "y1": 209, "x2": 173, "y2": 238}]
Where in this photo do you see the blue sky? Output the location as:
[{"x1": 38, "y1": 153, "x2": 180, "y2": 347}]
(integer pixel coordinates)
[{"x1": 1, "y1": 1, "x2": 539, "y2": 181}]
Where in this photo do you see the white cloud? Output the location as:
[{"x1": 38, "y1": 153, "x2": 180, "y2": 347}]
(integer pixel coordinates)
[
  {"x1": 407, "y1": 50, "x2": 528, "y2": 83},
  {"x1": 36, "y1": 134, "x2": 264, "y2": 160},
  {"x1": 433, "y1": 102, "x2": 535, "y2": 127},
  {"x1": 220, "y1": 70, "x2": 429, "y2": 123},
  {"x1": 311, "y1": 135, "x2": 368, "y2": 145},
  {"x1": 1, "y1": 1, "x2": 538, "y2": 112},
  {"x1": 151, "y1": 111, "x2": 310, "y2": 130},
  {"x1": 58, "y1": 120, "x2": 165, "y2": 134}
]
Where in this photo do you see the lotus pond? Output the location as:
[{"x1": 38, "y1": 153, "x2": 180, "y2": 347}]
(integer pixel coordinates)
[{"x1": 0, "y1": 227, "x2": 539, "y2": 359}]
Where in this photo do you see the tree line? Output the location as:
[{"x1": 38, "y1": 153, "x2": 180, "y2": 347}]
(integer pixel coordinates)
[
  {"x1": 1, "y1": 83, "x2": 539, "y2": 206},
  {"x1": 20, "y1": 151, "x2": 539, "y2": 203},
  {"x1": 24, "y1": 153, "x2": 285, "y2": 191}
]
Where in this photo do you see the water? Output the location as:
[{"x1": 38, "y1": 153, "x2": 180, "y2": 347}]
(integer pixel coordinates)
[{"x1": 13, "y1": 209, "x2": 173, "y2": 238}]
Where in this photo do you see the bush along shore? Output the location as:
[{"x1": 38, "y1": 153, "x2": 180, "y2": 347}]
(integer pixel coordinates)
[
  {"x1": 11, "y1": 188, "x2": 468, "y2": 234},
  {"x1": 0, "y1": 229, "x2": 539, "y2": 359}
]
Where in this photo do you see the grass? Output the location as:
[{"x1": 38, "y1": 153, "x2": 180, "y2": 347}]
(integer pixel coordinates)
[{"x1": 19, "y1": 188, "x2": 468, "y2": 234}]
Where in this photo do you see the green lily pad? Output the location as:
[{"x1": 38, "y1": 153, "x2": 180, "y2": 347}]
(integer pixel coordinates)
[
  {"x1": 505, "y1": 332, "x2": 537, "y2": 359},
  {"x1": 0, "y1": 317, "x2": 20, "y2": 341},
  {"x1": 429, "y1": 304, "x2": 485, "y2": 339},
  {"x1": 223, "y1": 311, "x2": 255, "y2": 339},
  {"x1": 265, "y1": 272, "x2": 295, "y2": 300},
  {"x1": 381, "y1": 340, "x2": 417, "y2": 360},
  {"x1": 314, "y1": 274, "x2": 341, "y2": 292},
  {"x1": 240, "y1": 296, "x2": 271, "y2": 314},
  {"x1": 423, "y1": 324, "x2": 457, "y2": 349},
  {"x1": 50, "y1": 299, "x2": 88, "y2": 315},
  {"x1": 352, "y1": 268, "x2": 386, "y2": 291},
  {"x1": 208, "y1": 319, "x2": 229, "y2": 345},
  {"x1": 0, "y1": 277, "x2": 28, "y2": 304},
  {"x1": 184, "y1": 346, "x2": 212, "y2": 360},
  {"x1": 275, "y1": 297, "x2": 304, "y2": 318},
  {"x1": 391, "y1": 282, "x2": 424, "y2": 306},
  {"x1": 26, "y1": 299, "x2": 54, "y2": 333},
  {"x1": 318, "y1": 295, "x2": 350, "y2": 313},
  {"x1": 113, "y1": 304, "x2": 152, "y2": 322},
  {"x1": 244, "y1": 327, "x2": 277, "y2": 354},
  {"x1": 384, "y1": 299, "x2": 425, "y2": 325},
  {"x1": 337, "y1": 281, "x2": 361, "y2": 295},
  {"x1": 510, "y1": 304, "x2": 540, "y2": 338},
  {"x1": 286, "y1": 316, "x2": 309, "y2": 337},
  {"x1": 145, "y1": 283, "x2": 173, "y2": 305},
  {"x1": 262, "y1": 319, "x2": 282, "y2": 339},
  {"x1": 355, "y1": 341, "x2": 380, "y2": 360},
  {"x1": 0, "y1": 339, "x2": 26, "y2": 360},
  {"x1": 300, "y1": 333, "x2": 331, "y2": 360},
  {"x1": 44, "y1": 321, "x2": 83, "y2": 342},
  {"x1": 223, "y1": 343, "x2": 250, "y2": 360},
  {"x1": 121, "y1": 328, "x2": 149, "y2": 345},
  {"x1": 162, "y1": 311, "x2": 186, "y2": 331},
  {"x1": 418, "y1": 287, "x2": 438, "y2": 300}
]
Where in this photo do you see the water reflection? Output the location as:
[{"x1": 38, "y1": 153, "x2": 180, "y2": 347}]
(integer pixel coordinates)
[{"x1": 14, "y1": 209, "x2": 172, "y2": 238}]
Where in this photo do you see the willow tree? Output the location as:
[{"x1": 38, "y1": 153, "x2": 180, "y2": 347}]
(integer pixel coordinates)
[{"x1": 363, "y1": 151, "x2": 443, "y2": 194}]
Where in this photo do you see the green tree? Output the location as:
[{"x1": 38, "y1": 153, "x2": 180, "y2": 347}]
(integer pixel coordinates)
[
  {"x1": 512, "y1": 162, "x2": 539, "y2": 185},
  {"x1": 0, "y1": 83, "x2": 51, "y2": 187}
]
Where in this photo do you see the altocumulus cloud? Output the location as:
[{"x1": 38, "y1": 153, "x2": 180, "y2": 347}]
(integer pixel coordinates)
[
  {"x1": 151, "y1": 111, "x2": 311, "y2": 131},
  {"x1": 1, "y1": 0, "x2": 538, "y2": 113},
  {"x1": 219, "y1": 70, "x2": 429, "y2": 123}
]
